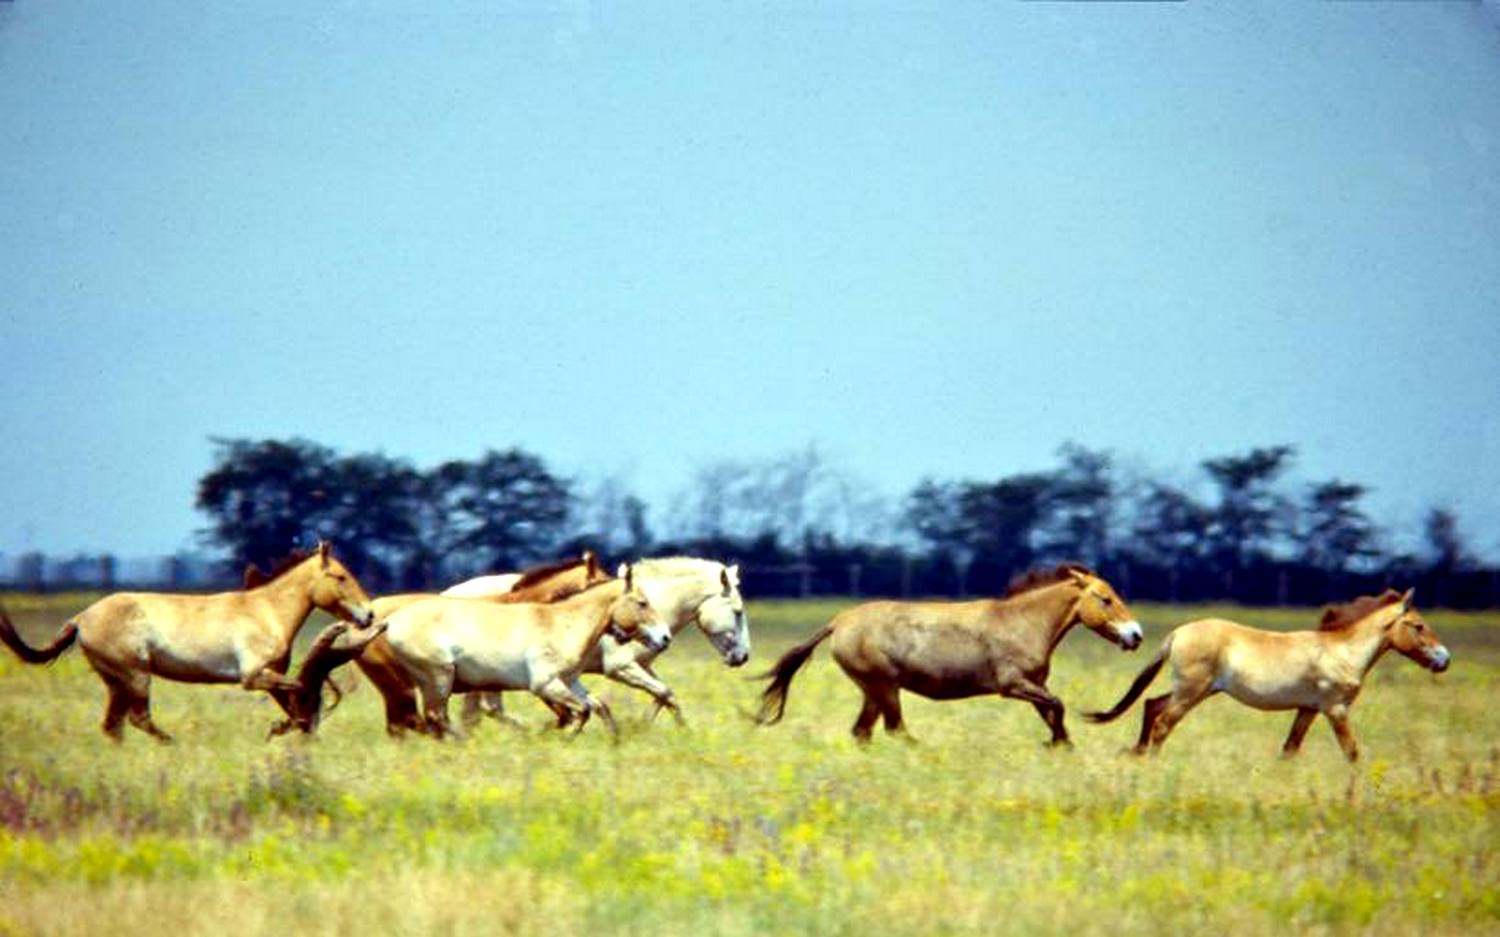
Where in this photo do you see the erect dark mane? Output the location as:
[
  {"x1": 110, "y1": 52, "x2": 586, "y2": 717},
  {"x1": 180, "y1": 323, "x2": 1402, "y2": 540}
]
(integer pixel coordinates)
[
  {"x1": 1318, "y1": 589, "x2": 1402, "y2": 632},
  {"x1": 1003, "y1": 563, "x2": 1093, "y2": 599},
  {"x1": 509, "y1": 554, "x2": 594, "y2": 591},
  {"x1": 247, "y1": 548, "x2": 316, "y2": 588}
]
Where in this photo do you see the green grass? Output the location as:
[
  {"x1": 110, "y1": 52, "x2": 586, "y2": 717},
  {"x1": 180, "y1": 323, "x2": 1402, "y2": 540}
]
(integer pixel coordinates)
[{"x1": 1, "y1": 594, "x2": 1497, "y2": 936}]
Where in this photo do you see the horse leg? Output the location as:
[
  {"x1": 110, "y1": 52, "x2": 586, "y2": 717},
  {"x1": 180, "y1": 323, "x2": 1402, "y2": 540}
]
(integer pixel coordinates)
[
  {"x1": 1146, "y1": 688, "x2": 1209, "y2": 755},
  {"x1": 533, "y1": 678, "x2": 589, "y2": 734},
  {"x1": 241, "y1": 660, "x2": 300, "y2": 692},
  {"x1": 1323, "y1": 705, "x2": 1360, "y2": 762},
  {"x1": 1132, "y1": 694, "x2": 1171, "y2": 754},
  {"x1": 569, "y1": 677, "x2": 617, "y2": 737},
  {"x1": 608, "y1": 661, "x2": 684, "y2": 726},
  {"x1": 850, "y1": 694, "x2": 880, "y2": 743},
  {"x1": 1280, "y1": 708, "x2": 1317, "y2": 759},
  {"x1": 124, "y1": 679, "x2": 172, "y2": 744},
  {"x1": 1002, "y1": 678, "x2": 1070, "y2": 747},
  {"x1": 413, "y1": 666, "x2": 456, "y2": 740},
  {"x1": 100, "y1": 677, "x2": 131, "y2": 742}
]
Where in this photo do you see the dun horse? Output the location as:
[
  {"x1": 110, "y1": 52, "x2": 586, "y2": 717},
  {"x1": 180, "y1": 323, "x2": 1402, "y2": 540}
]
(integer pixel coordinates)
[
  {"x1": 1085, "y1": 588, "x2": 1449, "y2": 761},
  {"x1": 0, "y1": 542, "x2": 376, "y2": 742},
  {"x1": 266, "y1": 620, "x2": 390, "y2": 737},
  {"x1": 756, "y1": 565, "x2": 1142, "y2": 745},
  {"x1": 452, "y1": 557, "x2": 752, "y2": 728},
  {"x1": 382, "y1": 565, "x2": 672, "y2": 737},
  {"x1": 320, "y1": 551, "x2": 611, "y2": 735}
]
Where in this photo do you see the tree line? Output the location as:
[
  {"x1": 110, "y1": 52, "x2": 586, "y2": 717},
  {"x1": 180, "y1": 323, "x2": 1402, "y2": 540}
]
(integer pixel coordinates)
[
  {"x1": 9, "y1": 437, "x2": 1490, "y2": 606},
  {"x1": 174, "y1": 437, "x2": 1494, "y2": 608}
]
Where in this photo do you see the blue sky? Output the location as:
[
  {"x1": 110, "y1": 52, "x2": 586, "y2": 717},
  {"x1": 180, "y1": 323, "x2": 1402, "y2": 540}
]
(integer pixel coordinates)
[{"x1": 3, "y1": 2, "x2": 1499, "y2": 559}]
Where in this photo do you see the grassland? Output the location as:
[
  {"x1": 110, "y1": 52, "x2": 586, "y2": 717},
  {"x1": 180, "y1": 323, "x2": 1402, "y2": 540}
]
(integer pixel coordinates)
[{"x1": 1, "y1": 594, "x2": 1497, "y2": 936}]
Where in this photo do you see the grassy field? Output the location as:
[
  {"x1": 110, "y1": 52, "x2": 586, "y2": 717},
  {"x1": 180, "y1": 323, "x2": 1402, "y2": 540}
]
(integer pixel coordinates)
[{"x1": 1, "y1": 594, "x2": 1497, "y2": 936}]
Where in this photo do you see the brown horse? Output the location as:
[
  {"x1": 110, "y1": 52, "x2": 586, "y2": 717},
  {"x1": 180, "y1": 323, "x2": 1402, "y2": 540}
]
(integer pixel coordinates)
[
  {"x1": 0, "y1": 542, "x2": 376, "y2": 742},
  {"x1": 1085, "y1": 588, "x2": 1449, "y2": 761},
  {"x1": 756, "y1": 565, "x2": 1143, "y2": 745},
  {"x1": 342, "y1": 552, "x2": 610, "y2": 735}
]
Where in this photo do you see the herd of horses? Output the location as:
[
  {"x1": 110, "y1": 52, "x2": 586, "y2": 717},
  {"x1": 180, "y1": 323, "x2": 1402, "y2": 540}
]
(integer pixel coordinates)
[{"x1": 0, "y1": 542, "x2": 1451, "y2": 762}]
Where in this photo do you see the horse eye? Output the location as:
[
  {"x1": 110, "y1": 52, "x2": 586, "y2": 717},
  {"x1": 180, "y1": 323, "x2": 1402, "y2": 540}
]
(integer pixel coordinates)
[{"x1": 1101, "y1": 595, "x2": 1114, "y2": 605}]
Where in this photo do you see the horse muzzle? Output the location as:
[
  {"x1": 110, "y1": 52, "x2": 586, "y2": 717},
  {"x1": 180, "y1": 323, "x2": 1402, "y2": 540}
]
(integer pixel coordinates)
[
  {"x1": 345, "y1": 603, "x2": 376, "y2": 628},
  {"x1": 1428, "y1": 645, "x2": 1451, "y2": 673},
  {"x1": 1116, "y1": 621, "x2": 1144, "y2": 651},
  {"x1": 725, "y1": 647, "x2": 750, "y2": 668}
]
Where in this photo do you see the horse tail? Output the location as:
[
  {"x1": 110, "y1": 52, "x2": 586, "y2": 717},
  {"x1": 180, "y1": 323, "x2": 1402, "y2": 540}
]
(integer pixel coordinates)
[
  {"x1": 0, "y1": 603, "x2": 78, "y2": 664},
  {"x1": 754, "y1": 625, "x2": 834, "y2": 726},
  {"x1": 1084, "y1": 635, "x2": 1171, "y2": 724}
]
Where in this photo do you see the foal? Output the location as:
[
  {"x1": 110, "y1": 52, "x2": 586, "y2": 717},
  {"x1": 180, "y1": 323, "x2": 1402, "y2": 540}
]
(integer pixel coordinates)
[{"x1": 1085, "y1": 588, "x2": 1449, "y2": 761}]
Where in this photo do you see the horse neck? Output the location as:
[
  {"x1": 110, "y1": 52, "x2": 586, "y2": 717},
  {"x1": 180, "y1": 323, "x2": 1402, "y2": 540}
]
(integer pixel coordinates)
[
  {"x1": 1323, "y1": 613, "x2": 1394, "y2": 679},
  {"x1": 251, "y1": 562, "x2": 319, "y2": 645},
  {"x1": 1000, "y1": 582, "x2": 1081, "y2": 661},
  {"x1": 553, "y1": 583, "x2": 625, "y2": 663},
  {"x1": 644, "y1": 575, "x2": 713, "y2": 637}
]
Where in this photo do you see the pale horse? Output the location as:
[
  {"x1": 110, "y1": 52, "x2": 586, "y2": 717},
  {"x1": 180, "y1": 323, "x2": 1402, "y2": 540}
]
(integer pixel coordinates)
[{"x1": 443, "y1": 556, "x2": 751, "y2": 726}]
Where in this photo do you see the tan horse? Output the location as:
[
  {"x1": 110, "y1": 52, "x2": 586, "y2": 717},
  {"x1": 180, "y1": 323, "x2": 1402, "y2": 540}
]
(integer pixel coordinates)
[
  {"x1": 321, "y1": 552, "x2": 610, "y2": 735},
  {"x1": 383, "y1": 565, "x2": 672, "y2": 737},
  {"x1": 0, "y1": 542, "x2": 376, "y2": 742},
  {"x1": 1085, "y1": 588, "x2": 1450, "y2": 761},
  {"x1": 456, "y1": 557, "x2": 752, "y2": 730},
  {"x1": 756, "y1": 565, "x2": 1143, "y2": 745}
]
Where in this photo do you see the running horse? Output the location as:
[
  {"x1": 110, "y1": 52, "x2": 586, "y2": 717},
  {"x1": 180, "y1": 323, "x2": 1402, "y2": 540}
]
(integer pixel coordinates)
[
  {"x1": 1085, "y1": 588, "x2": 1449, "y2": 761},
  {"x1": 326, "y1": 551, "x2": 612, "y2": 735},
  {"x1": 0, "y1": 541, "x2": 376, "y2": 742},
  {"x1": 382, "y1": 565, "x2": 673, "y2": 737},
  {"x1": 756, "y1": 565, "x2": 1143, "y2": 745}
]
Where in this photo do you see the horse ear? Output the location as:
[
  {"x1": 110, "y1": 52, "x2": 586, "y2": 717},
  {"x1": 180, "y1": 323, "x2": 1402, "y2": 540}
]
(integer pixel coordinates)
[
  {"x1": 583, "y1": 550, "x2": 598, "y2": 577},
  {"x1": 721, "y1": 567, "x2": 731, "y2": 592},
  {"x1": 623, "y1": 563, "x2": 634, "y2": 591},
  {"x1": 616, "y1": 562, "x2": 629, "y2": 579},
  {"x1": 1068, "y1": 567, "x2": 1089, "y2": 585},
  {"x1": 729, "y1": 563, "x2": 740, "y2": 583},
  {"x1": 318, "y1": 541, "x2": 331, "y2": 568},
  {"x1": 1399, "y1": 588, "x2": 1415, "y2": 612}
]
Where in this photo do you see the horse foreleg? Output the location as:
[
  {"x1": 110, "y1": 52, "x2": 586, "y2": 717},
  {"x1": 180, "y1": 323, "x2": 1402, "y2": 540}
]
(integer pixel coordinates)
[
  {"x1": 1004, "y1": 679, "x2": 1070, "y2": 747},
  {"x1": 607, "y1": 661, "x2": 684, "y2": 726},
  {"x1": 1280, "y1": 708, "x2": 1317, "y2": 759},
  {"x1": 568, "y1": 677, "x2": 618, "y2": 737},
  {"x1": 100, "y1": 678, "x2": 131, "y2": 742},
  {"x1": 1324, "y1": 706, "x2": 1360, "y2": 762},
  {"x1": 242, "y1": 663, "x2": 300, "y2": 693},
  {"x1": 533, "y1": 678, "x2": 590, "y2": 734}
]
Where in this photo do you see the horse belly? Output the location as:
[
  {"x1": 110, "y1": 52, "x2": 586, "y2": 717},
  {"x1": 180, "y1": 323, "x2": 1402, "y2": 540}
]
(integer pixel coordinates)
[
  {"x1": 149, "y1": 641, "x2": 243, "y2": 684},
  {"x1": 1217, "y1": 666, "x2": 1317, "y2": 711},
  {"x1": 453, "y1": 653, "x2": 530, "y2": 692},
  {"x1": 899, "y1": 670, "x2": 992, "y2": 701}
]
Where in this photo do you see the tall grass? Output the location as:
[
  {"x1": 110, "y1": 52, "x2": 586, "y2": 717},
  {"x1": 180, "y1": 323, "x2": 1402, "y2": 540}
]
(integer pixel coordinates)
[{"x1": 1, "y1": 595, "x2": 1496, "y2": 935}]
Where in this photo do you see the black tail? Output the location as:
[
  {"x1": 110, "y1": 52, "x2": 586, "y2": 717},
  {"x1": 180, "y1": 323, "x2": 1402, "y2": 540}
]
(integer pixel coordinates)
[
  {"x1": 754, "y1": 626, "x2": 834, "y2": 725},
  {"x1": 1084, "y1": 640, "x2": 1169, "y2": 724},
  {"x1": 0, "y1": 603, "x2": 78, "y2": 664}
]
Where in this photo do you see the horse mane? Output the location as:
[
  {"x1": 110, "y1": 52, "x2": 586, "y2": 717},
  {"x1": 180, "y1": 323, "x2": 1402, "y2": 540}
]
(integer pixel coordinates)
[
  {"x1": 1003, "y1": 563, "x2": 1094, "y2": 599},
  {"x1": 509, "y1": 554, "x2": 596, "y2": 591},
  {"x1": 1318, "y1": 589, "x2": 1403, "y2": 631},
  {"x1": 246, "y1": 548, "x2": 316, "y2": 588},
  {"x1": 629, "y1": 556, "x2": 727, "y2": 580}
]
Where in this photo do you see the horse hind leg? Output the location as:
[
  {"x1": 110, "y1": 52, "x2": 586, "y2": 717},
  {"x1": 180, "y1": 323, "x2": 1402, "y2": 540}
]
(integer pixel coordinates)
[
  {"x1": 125, "y1": 691, "x2": 172, "y2": 743},
  {"x1": 100, "y1": 678, "x2": 131, "y2": 742},
  {"x1": 1132, "y1": 694, "x2": 1170, "y2": 755},
  {"x1": 1146, "y1": 687, "x2": 1210, "y2": 755},
  {"x1": 851, "y1": 694, "x2": 880, "y2": 743}
]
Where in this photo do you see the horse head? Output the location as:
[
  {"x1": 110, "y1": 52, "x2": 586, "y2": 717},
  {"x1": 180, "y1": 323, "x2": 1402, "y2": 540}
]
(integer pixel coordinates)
[
  {"x1": 692, "y1": 564, "x2": 751, "y2": 667},
  {"x1": 1066, "y1": 567, "x2": 1143, "y2": 651},
  {"x1": 604, "y1": 564, "x2": 672, "y2": 653},
  {"x1": 306, "y1": 541, "x2": 377, "y2": 627},
  {"x1": 1384, "y1": 588, "x2": 1450, "y2": 673}
]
